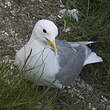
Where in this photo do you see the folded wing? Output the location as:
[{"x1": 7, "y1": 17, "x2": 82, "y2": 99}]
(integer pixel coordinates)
[{"x1": 55, "y1": 40, "x2": 103, "y2": 86}]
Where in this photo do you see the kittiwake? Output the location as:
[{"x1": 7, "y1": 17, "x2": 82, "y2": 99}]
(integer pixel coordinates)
[{"x1": 15, "y1": 19, "x2": 103, "y2": 88}]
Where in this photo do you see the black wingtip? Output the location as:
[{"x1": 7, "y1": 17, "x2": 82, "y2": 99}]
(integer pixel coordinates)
[{"x1": 87, "y1": 35, "x2": 100, "y2": 49}]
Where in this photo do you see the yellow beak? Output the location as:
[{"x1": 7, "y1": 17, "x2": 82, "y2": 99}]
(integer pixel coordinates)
[{"x1": 45, "y1": 38, "x2": 56, "y2": 52}]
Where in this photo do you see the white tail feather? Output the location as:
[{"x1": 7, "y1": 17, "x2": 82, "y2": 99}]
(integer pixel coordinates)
[
  {"x1": 83, "y1": 52, "x2": 103, "y2": 66},
  {"x1": 69, "y1": 41, "x2": 94, "y2": 47}
]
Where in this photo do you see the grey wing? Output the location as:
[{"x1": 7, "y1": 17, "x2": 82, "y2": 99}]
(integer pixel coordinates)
[{"x1": 55, "y1": 39, "x2": 87, "y2": 86}]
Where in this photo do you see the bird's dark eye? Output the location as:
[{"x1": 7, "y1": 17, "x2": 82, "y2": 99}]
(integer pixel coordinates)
[{"x1": 43, "y1": 29, "x2": 47, "y2": 33}]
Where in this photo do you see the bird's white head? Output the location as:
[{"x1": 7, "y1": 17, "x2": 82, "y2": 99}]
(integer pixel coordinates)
[{"x1": 31, "y1": 19, "x2": 58, "y2": 52}]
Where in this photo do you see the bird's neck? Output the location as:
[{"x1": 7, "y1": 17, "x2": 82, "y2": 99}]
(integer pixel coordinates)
[
  {"x1": 28, "y1": 36, "x2": 58, "y2": 55},
  {"x1": 28, "y1": 35, "x2": 46, "y2": 44},
  {"x1": 28, "y1": 37, "x2": 49, "y2": 52}
]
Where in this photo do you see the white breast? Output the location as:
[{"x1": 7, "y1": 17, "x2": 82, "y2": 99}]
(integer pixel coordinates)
[{"x1": 15, "y1": 39, "x2": 60, "y2": 84}]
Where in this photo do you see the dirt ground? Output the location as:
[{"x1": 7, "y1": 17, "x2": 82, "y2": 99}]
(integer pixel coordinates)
[
  {"x1": 0, "y1": 0, "x2": 61, "y2": 57},
  {"x1": 0, "y1": 0, "x2": 110, "y2": 110}
]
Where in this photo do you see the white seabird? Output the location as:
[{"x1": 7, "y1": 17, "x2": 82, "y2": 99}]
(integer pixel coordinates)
[{"x1": 15, "y1": 19, "x2": 103, "y2": 88}]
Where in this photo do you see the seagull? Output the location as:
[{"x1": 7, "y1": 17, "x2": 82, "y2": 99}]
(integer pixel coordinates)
[{"x1": 15, "y1": 19, "x2": 103, "y2": 88}]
